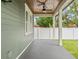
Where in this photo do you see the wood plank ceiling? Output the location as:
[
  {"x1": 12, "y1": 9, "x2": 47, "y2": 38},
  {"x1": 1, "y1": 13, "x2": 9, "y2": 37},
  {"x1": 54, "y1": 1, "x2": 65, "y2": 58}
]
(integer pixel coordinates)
[{"x1": 26, "y1": 0, "x2": 66, "y2": 14}]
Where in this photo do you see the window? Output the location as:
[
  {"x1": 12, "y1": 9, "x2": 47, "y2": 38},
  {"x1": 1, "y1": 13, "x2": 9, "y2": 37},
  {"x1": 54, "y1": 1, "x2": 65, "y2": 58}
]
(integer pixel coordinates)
[
  {"x1": 25, "y1": 11, "x2": 28, "y2": 33},
  {"x1": 25, "y1": 11, "x2": 33, "y2": 34},
  {"x1": 30, "y1": 15, "x2": 33, "y2": 31}
]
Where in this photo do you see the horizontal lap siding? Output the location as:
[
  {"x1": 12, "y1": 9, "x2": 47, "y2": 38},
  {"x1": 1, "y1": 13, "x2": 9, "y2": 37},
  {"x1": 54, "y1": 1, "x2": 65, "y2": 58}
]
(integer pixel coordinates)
[{"x1": 1, "y1": 0, "x2": 33, "y2": 59}]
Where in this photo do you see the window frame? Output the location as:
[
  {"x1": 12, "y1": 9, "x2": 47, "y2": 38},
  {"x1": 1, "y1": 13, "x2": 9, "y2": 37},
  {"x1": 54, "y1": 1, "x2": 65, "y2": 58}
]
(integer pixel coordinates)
[{"x1": 25, "y1": 11, "x2": 33, "y2": 35}]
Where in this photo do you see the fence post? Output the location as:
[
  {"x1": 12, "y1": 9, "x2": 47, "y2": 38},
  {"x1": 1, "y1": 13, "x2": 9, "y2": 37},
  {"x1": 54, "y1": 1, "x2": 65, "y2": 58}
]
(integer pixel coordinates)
[
  {"x1": 37, "y1": 27, "x2": 39, "y2": 39},
  {"x1": 53, "y1": 16, "x2": 55, "y2": 39}
]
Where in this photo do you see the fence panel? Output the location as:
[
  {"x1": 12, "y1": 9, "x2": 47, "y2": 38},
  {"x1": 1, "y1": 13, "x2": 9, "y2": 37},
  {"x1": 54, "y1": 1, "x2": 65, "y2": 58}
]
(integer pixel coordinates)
[{"x1": 34, "y1": 27, "x2": 78, "y2": 40}]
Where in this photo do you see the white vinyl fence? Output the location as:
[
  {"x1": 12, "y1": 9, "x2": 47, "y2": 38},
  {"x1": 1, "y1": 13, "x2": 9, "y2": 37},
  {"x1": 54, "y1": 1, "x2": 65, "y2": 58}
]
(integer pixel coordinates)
[{"x1": 34, "y1": 27, "x2": 78, "y2": 40}]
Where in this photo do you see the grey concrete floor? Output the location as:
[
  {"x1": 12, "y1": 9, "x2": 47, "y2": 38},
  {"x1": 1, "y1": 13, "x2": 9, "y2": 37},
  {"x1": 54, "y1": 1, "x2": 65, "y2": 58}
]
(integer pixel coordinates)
[{"x1": 19, "y1": 39, "x2": 75, "y2": 59}]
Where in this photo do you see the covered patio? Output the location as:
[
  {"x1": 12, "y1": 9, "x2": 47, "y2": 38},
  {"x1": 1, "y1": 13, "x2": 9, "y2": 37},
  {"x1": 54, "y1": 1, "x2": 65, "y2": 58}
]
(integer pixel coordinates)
[
  {"x1": 17, "y1": 0, "x2": 75, "y2": 59},
  {"x1": 1, "y1": 0, "x2": 77, "y2": 59},
  {"x1": 18, "y1": 39, "x2": 75, "y2": 59}
]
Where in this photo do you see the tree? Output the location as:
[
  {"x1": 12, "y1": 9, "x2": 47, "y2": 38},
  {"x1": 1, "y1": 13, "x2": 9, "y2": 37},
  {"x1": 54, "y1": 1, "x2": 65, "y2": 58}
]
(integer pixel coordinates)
[
  {"x1": 62, "y1": 0, "x2": 78, "y2": 27},
  {"x1": 36, "y1": 17, "x2": 53, "y2": 27}
]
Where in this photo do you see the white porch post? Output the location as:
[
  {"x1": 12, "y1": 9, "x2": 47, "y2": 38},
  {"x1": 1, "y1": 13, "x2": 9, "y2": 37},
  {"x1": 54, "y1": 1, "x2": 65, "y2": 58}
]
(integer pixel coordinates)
[
  {"x1": 53, "y1": 16, "x2": 55, "y2": 39},
  {"x1": 58, "y1": 9, "x2": 62, "y2": 46}
]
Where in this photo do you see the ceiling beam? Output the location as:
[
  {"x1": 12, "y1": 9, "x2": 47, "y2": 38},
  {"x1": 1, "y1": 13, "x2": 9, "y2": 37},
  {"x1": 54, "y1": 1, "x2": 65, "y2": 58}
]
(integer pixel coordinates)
[
  {"x1": 25, "y1": 0, "x2": 34, "y2": 13},
  {"x1": 34, "y1": 14, "x2": 53, "y2": 17},
  {"x1": 53, "y1": 0, "x2": 67, "y2": 15},
  {"x1": 34, "y1": 11, "x2": 53, "y2": 14}
]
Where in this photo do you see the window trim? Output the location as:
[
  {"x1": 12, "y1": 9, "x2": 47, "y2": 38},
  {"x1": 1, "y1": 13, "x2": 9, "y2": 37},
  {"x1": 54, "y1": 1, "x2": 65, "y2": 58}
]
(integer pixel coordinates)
[
  {"x1": 25, "y1": 11, "x2": 28, "y2": 33},
  {"x1": 25, "y1": 11, "x2": 33, "y2": 35}
]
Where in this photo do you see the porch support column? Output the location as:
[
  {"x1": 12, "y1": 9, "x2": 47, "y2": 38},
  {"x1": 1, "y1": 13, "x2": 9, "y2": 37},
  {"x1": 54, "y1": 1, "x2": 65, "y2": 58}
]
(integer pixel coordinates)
[
  {"x1": 58, "y1": 9, "x2": 62, "y2": 46},
  {"x1": 53, "y1": 16, "x2": 55, "y2": 39}
]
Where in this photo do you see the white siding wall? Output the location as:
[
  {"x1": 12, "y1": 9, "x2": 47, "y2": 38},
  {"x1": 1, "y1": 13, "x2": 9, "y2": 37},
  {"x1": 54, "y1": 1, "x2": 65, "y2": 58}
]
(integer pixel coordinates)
[{"x1": 1, "y1": 0, "x2": 33, "y2": 59}]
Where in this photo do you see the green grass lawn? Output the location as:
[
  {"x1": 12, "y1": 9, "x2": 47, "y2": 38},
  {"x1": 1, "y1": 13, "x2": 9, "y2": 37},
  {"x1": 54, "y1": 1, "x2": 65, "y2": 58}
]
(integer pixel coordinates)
[{"x1": 62, "y1": 40, "x2": 78, "y2": 59}]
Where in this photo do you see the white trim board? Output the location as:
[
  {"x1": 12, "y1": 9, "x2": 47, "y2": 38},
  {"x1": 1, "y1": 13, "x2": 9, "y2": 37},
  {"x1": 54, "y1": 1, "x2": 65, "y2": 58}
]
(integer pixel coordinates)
[
  {"x1": 16, "y1": 40, "x2": 33, "y2": 59},
  {"x1": 25, "y1": 32, "x2": 33, "y2": 36}
]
